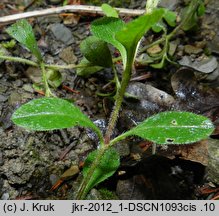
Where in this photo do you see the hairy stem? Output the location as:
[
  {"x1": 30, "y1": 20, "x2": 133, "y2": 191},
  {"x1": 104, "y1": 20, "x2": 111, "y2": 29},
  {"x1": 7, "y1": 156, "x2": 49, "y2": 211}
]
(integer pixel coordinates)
[
  {"x1": 104, "y1": 62, "x2": 132, "y2": 144},
  {"x1": 39, "y1": 62, "x2": 53, "y2": 97},
  {"x1": 0, "y1": 55, "x2": 38, "y2": 66}
]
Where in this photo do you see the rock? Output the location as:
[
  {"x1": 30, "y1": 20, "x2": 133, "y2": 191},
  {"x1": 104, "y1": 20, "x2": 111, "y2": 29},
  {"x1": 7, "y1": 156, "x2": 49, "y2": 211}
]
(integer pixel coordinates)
[
  {"x1": 178, "y1": 56, "x2": 218, "y2": 73},
  {"x1": 0, "y1": 95, "x2": 7, "y2": 102},
  {"x1": 37, "y1": 15, "x2": 61, "y2": 26},
  {"x1": 59, "y1": 46, "x2": 77, "y2": 64},
  {"x1": 184, "y1": 45, "x2": 203, "y2": 55},
  {"x1": 25, "y1": 66, "x2": 42, "y2": 83},
  {"x1": 22, "y1": 84, "x2": 34, "y2": 93},
  {"x1": 50, "y1": 24, "x2": 75, "y2": 46},
  {"x1": 158, "y1": 0, "x2": 180, "y2": 10},
  {"x1": 49, "y1": 174, "x2": 59, "y2": 185},
  {"x1": 1, "y1": 193, "x2": 9, "y2": 200},
  {"x1": 207, "y1": 139, "x2": 219, "y2": 184}
]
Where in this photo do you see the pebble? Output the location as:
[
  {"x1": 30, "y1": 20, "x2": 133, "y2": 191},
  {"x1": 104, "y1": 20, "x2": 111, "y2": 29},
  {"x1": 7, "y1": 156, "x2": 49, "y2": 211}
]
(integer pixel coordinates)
[
  {"x1": 0, "y1": 95, "x2": 7, "y2": 102},
  {"x1": 184, "y1": 45, "x2": 203, "y2": 55},
  {"x1": 1, "y1": 193, "x2": 9, "y2": 200},
  {"x1": 59, "y1": 46, "x2": 77, "y2": 64},
  {"x1": 22, "y1": 84, "x2": 34, "y2": 93},
  {"x1": 8, "y1": 92, "x2": 22, "y2": 106},
  {"x1": 158, "y1": 0, "x2": 180, "y2": 10},
  {"x1": 179, "y1": 56, "x2": 218, "y2": 73},
  {"x1": 50, "y1": 24, "x2": 75, "y2": 45}
]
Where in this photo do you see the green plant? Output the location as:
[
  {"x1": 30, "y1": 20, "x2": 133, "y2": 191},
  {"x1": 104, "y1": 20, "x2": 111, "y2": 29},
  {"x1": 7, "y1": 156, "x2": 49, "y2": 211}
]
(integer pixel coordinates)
[{"x1": 0, "y1": 1, "x2": 214, "y2": 199}]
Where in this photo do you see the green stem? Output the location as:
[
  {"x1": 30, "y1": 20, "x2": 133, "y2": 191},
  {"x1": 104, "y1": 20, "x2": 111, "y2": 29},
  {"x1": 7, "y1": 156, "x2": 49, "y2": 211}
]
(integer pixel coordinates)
[
  {"x1": 104, "y1": 62, "x2": 133, "y2": 144},
  {"x1": 77, "y1": 54, "x2": 134, "y2": 199},
  {"x1": 39, "y1": 62, "x2": 53, "y2": 97},
  {"x1": 0, "y1": 55, "x2": 38, "y2": 66},
  {"x1": 0, "y1": 55, "x2": 91, "y2": 70}
]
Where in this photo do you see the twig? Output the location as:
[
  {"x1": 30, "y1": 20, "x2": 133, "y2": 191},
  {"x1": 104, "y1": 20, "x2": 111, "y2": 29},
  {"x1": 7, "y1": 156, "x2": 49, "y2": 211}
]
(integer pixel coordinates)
[{"x1": 0, "y1": 5, "x2": 145, "y2": 25}]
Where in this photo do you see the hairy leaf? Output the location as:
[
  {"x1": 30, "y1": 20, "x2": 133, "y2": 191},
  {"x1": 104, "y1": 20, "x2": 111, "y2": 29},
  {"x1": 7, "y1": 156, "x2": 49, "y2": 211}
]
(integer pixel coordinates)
[
  {"x1": 115, "y1": 9, "x2": 164, "y2": 65},
  {"x1": 91, "y1": 17, "x2": 126, "y2": 67},
  {"x1": 197, "y1": 2, "x2": 205, "y2": 16},
  {"x1": 163, "y1": 10, "x2": 177, "y2": 27},
  {"x1": 101, "y1": 3, "x2": 119, "y2": 18},
  {"x1": 82, "y1": 148, "x2": 120, "y2": 196},
  {"x1": 80, "y1": 36, "x2": 112, "y2": 67},
  {"x1": 11, "y1": 97, "x2": 101, "y2": 136},
  {"x1": 119, "y1": 111, "x2": 214, "y2": 144},
  {"x1": 6, "y1": 19, "x2": 42, "y2": 61},
  {"x1": 46, "y1": 69, "x2": 62, "y2": 88}
]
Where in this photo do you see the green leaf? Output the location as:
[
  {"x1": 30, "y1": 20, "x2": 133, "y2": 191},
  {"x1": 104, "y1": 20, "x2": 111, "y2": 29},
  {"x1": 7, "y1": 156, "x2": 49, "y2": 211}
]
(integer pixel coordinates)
[
  {"x1": 115, "y1": 9, "x2": 165, "y2": 66},
  {"x1": 152, "y1": 22, "x2": 164, "y2": 33},
  {"x1": 83, "y1": 148, "x2": 120, "y2": 195},
  {"x1": 197, "y1": 2, "x2": 205, "y2": 16},
  {"x1": 76, "y1": 57, "x2": 103, "y2": 77},
  {"x1": 91, "y1": 17, "x2": 127, "y2": 68},
  {"x1": 180, "y1": 6, "x2": 198, "y2": 31},
  {"x1": 101, "y1": 3, "x2": 119, "y2": 18},
  {"x1": 80, "y1": 36, "x2": 113, "y2": 67},
  {"x1": 1, "y1": 39, "x2": 16, "y2": 49},
  {"x1": 46, "y1": 69, "x2": 62, "y2": 88},
  {"x1": 6, "y1": 19, "x2": 42, "y2": 61},
  {"x1": 163, "y1": 10, "x2": 177, "y2": 27},
  {"x1": 150, "y1": 56, "x2": 166, "y2": 68},
  {"x1": 120, "y1": 111, "x2": 214, "y2": 144},
  {"x1": 11, "y1": 97, "x2": 101, "y2": 136}
]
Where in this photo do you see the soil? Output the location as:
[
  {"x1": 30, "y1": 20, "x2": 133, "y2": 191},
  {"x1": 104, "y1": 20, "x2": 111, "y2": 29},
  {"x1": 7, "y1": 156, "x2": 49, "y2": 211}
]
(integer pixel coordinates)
[{"x1": 0, "y1": 0, "x2": 219, "y2": 200}]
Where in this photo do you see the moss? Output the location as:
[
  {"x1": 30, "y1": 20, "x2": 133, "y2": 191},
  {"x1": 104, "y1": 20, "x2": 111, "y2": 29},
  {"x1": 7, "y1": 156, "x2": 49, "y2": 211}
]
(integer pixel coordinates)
[{"x1": 99, "y1": 188, "x2": 118, "y2": 200}]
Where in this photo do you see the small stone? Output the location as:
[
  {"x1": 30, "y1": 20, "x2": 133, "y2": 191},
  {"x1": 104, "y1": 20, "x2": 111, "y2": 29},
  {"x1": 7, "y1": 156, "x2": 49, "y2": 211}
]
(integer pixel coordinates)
[
  {"x1": 147, "y1": 44, "x2": 162, "y2": 55},
  {"x1": 8, "y1": 92, "x2": 22, "y2": 106},
  {"x1": 22, "y1": 84, "x2": 34, "y2": 93},
  {"x1": 158, "y1": 0, "x2": 180, "y2": 10},
  {"x1": 25, "y1": 67, "x2": 42, "y2": 83},
  {"x1": 14, "y1": 80, "x2": 23, "y2": 87},
  {"x1": 179, "y1": 56, "x2": 218, "y2": 73},
  {"x1": 50, "y1": 24, "x2": 74, "y2": 45},
  {"x1": 1, "y1": 193, "x2": 9, "y2": 200},
  {"x1": 59, "y1": 46, "x2": 77, "y2": 64},
  {"x1": 0, "y1": 95, "x2": 7, "y2": 102},
  {"x1": 50, "y1": 174, "x2": 59, "y2": 185},
  {"x1": 184, "y1": 45, "x2": 203, "y2": 55}
]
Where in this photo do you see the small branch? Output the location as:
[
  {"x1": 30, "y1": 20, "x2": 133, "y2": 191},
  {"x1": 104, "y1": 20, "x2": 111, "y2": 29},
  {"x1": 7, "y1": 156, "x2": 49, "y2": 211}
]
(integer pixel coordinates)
[{"x1": 0, "y1": 5, "x2": 145, "y2": 25}]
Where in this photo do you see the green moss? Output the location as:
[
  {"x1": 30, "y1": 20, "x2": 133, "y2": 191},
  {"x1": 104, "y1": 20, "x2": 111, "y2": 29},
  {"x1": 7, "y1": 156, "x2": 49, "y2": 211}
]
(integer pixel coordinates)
[{"x1": 99, "y1": 188, "x2": 118, "y2": 200}]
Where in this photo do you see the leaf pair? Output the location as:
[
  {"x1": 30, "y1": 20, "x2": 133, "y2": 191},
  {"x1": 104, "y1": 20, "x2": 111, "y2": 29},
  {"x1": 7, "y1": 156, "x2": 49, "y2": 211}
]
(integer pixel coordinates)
[
  {"x1": 12, "y1": 97, "x2": 214, "y2": 145},
  {"x1": 79, "y1": 8, "x2": 165, "y2": 77}
]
